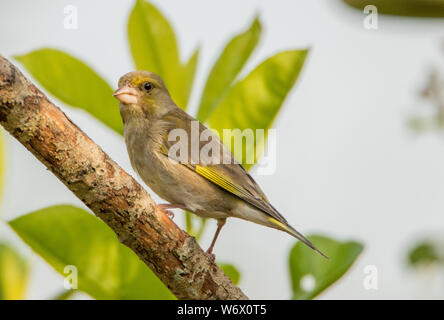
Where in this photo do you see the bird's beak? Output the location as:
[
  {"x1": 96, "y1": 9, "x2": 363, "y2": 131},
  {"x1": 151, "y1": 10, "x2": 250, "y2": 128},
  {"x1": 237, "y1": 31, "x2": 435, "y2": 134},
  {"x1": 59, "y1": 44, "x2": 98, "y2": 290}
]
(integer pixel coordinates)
[{"x1": 113, "y1": 85, "x2": 138, "y2": 104}]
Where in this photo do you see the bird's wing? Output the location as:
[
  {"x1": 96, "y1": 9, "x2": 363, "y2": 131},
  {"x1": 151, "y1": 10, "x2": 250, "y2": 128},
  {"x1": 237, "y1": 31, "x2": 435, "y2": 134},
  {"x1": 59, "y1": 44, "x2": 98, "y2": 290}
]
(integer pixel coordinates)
[{"x1": 159, "y1": 109, "x2": 288, "y2": 224}]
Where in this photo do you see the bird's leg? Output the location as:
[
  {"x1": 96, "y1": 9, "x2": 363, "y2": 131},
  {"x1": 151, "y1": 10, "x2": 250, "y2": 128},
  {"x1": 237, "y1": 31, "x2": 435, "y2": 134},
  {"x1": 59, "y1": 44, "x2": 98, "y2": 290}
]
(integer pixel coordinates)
[
  {"x1": 206, "y1": 218, "x2": 226, "y2": 261},
  {"x1": 156, "y1": 204, "x2": 186, "y2": 219}
]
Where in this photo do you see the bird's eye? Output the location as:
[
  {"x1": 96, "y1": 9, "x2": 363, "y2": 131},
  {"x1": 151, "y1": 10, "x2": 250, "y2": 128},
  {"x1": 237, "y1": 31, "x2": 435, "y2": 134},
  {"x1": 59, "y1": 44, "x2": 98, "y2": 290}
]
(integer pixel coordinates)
[{"x1": 143, "y1": 82, "x2": 153, "y2": 92}]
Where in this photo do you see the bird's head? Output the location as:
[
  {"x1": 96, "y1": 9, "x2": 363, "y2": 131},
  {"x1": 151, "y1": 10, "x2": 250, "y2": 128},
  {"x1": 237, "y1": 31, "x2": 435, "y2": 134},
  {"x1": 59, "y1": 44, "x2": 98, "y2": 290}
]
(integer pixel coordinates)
[{"x1": 113, "y1": 71, "x2": 173, "y2": 121}]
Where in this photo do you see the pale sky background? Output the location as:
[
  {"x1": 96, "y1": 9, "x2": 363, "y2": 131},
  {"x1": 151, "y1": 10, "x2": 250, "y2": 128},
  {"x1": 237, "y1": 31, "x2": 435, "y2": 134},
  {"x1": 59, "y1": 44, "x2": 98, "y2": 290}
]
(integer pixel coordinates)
[{"x1": 1, "y1": 0, "x2": 444, "y2": 299}]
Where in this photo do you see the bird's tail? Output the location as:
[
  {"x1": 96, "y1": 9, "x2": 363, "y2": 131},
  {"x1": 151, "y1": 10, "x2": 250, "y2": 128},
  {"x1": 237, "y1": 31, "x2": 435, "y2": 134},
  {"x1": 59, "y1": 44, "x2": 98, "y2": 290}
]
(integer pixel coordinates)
[{"x1": 268, "y1": 217, "x2": 328, "y2": 259}]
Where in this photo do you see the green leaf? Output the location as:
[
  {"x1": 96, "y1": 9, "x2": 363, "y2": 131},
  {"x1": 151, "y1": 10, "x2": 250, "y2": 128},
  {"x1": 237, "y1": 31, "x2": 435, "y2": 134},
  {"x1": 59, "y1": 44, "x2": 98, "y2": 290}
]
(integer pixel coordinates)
[
  {"x1": 289, "y1": 234, "x2": 363, "y2": 300},
  {"x1": 128, "y1": 0, "x2": 198, "y2": 109},
  {"x1": 218, "y1": 263, "x2": 241, "y2": 285},
  {"x1": 0, "y1": 243, "x2": 29, "y2": 300},
  {"x1": 9, "y1": 205, "x2": 174, "y2": 300},
  {"x1": 52, "y1": 289, "x2": 76, "y2": 300},
  {"x1": 197, "y1": 17, "x2": 262, "y2": 122},
  {"x1": 14, "y1": 48, "x2": 122, "y2": 134},
  {"x1": 407, "y1": 241, "x2": 443, "y2": 267},
  {"x1": 343, "y1": 0, "x2": 444, "y2": 17},
  {"x1": 178, "y1": 48, "x2": 200, "y2": 111},
  {"x1": 208, "y1": 49, "x2": 308, "y2": 169}
]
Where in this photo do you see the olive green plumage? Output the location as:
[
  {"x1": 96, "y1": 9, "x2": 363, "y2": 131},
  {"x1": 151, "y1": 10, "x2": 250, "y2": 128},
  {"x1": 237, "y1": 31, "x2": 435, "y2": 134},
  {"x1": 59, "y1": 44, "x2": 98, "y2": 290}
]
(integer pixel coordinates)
[{"x1": 113, "y1": 70, "x2": 326, "y2": 258}]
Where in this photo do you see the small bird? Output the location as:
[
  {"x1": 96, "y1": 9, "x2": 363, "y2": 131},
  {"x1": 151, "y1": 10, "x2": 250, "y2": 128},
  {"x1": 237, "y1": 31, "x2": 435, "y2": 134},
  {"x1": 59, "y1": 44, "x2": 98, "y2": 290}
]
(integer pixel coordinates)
[{"x1": 113, "y1": 71, "x2": 326, "y2": 259}]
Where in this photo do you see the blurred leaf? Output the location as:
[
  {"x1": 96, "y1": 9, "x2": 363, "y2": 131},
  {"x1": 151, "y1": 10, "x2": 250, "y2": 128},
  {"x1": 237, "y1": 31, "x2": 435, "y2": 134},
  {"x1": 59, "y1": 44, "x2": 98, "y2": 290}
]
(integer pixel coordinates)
[
  {"x1": 14, "y1": 48, "x2": 122, "y2": 134},
  {"x1": 128, "y1": 0, "x2": 198, "y2": 109},
  {"x1": 52, "y1": 289, "x2": 76, "y2": 300},
  {"x1": 289, "y1": 234, "x2": 363, "y2": 300},
  {"x1": 407, "y1": 115, "x2": 444, "y2": 133},
  {"x1": 176, "y1": 48, "x2": 200, "y2": 111},
  {"x1": 128, "y1": 0, "x2": 178, "y2": 77},
  {"x1": 407, "y1": 115, "x2": 428, "y2": 133},
  {"x1": 208, "y1": 50, "x2": 308, "y2": 169},
  {"x1": 343, "y1": 0, "x2": 444, "y2": 17},
  {"x1": 0, "y1": 243, "x2": 29, "y2": 300},
  {"x1": 407, "y1": 241, "x2": 442, "y2": 267},
  {"x1": 197, "y1": 17, "x2": 262, "y2": 122},
  {"x1": 218, "y1": 263, "x2": 241, "y2": 285},
  {"x1": 9, "y1": 205, "x2": 174, "y2": 300}
]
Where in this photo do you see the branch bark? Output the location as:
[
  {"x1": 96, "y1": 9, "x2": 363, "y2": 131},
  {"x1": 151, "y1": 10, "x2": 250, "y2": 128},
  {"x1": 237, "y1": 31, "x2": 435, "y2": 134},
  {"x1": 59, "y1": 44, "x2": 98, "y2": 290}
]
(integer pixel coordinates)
[{"x1": 0, "y1": 54, "x2": 247, "y2": 300}]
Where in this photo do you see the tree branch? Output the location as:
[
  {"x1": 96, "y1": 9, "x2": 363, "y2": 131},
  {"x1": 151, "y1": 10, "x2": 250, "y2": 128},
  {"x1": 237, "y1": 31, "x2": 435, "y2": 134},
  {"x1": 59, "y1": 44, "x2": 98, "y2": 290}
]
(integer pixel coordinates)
[{"x1": 0, "y1": 54, "x2": 247, "y2": 300}]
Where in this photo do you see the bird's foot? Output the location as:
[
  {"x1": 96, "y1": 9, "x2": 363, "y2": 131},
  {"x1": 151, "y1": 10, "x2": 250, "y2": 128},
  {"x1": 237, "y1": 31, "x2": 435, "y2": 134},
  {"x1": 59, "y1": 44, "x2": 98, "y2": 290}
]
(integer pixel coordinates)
[
  {"x1": 155, "y1": 204, "x2": 175, "y2": 219},
  {"x1": 156, "y1": 204, "x2": 188, "y2": 220},
  {"x1": 163, "y1": 209, "x2": 175, "y2": 219}
]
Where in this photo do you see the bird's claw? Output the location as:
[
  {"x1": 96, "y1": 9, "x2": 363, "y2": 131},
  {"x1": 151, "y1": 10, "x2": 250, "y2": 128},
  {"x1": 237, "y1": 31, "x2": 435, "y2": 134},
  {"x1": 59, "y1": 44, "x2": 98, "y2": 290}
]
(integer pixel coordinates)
[
  {"x1": 164, "y1": 209, "x2": 175, "y2": 219},
  {"x1": 155, "y1": 205, "x2": 175, "y2": 219}
]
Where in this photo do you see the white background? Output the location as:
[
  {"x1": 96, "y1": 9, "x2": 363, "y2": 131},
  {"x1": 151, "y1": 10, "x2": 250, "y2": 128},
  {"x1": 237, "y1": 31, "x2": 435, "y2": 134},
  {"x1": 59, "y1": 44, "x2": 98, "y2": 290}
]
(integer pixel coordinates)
[{"x1": 1, "y1": 0, "x2": 444, "y2": 299}]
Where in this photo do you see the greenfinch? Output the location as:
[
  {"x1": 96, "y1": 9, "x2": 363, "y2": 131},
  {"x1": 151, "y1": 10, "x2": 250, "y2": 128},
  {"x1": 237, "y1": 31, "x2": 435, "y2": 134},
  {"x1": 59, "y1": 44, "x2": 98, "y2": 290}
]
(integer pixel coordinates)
[{"x1": 113, "y1": 71, "x2": 326, "y2": 258}]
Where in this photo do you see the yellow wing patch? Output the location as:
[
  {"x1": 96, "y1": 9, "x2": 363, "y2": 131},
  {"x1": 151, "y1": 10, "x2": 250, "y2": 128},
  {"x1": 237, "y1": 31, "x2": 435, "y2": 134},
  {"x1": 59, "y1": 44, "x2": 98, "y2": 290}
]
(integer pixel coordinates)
[{"x1": 195, "y1": 165, "x2": 253, "y2": 200}]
